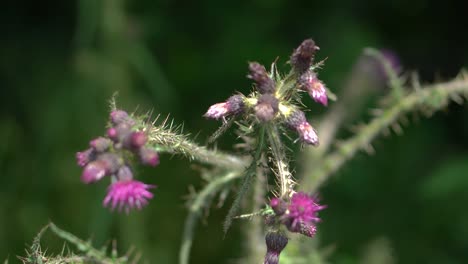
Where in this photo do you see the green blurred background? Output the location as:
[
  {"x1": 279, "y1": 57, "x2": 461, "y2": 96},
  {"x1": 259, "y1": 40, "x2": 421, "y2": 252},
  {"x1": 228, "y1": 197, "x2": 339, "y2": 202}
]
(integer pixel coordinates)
[{"x1": 1, "y1": 0, "x2": 468, "y2": 263}]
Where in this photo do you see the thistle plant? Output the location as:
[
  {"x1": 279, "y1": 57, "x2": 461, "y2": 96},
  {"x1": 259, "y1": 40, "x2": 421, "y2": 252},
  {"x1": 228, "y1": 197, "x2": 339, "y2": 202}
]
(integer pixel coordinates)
[{"x1": 23, "y1": 38, "x2": 468, "y2": 264}]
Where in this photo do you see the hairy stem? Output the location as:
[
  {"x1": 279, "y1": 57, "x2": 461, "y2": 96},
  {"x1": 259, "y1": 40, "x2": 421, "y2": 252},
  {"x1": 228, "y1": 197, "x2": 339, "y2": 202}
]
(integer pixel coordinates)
[
  {"x1": 179, "y1": 171, "x2": 242, "y2": 264},
  {"x1": 145, "y1": 119, "x2": 248, "y2": 170},
  {"x1": 266, "y1": 124, "x2": 294, "y2": 197},
  {"x1": 303, "y1": 77, "x2": 468, "y2": 192}
]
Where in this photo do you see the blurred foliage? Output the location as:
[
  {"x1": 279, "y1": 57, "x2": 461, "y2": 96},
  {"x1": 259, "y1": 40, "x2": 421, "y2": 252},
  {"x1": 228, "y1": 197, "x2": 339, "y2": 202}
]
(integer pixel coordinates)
[{"x1": 1, "y1": 0, "x2": 467, "y2": 263}]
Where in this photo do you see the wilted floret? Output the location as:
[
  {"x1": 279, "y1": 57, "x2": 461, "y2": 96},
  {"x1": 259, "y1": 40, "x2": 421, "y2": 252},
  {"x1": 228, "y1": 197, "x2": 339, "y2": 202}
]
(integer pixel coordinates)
[
  {"x1": 248, "y1": 62, "x2": 275, "y2": 94},
  {"x1": 290, "y1": 39, "x2": 319, "y2": 73}
]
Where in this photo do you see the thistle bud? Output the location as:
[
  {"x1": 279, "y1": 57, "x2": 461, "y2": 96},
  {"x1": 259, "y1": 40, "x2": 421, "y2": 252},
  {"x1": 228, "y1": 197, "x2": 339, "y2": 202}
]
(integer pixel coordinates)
[
  {"x1": 139, "y1": 147, "x2": 159, "y2": 167},
  {"x1": 107, "y1": 127, "x2": 118, "y2": 141},
  {"x1": 247, "y1": 62, "x2": 275, "y2": 94},
  {"x1": 110, "y1": 110, "x2": 130, "y2": 125},
  {"x1": 129, "y1": 131, "x2": 147, "y2": 149},
  {"x1": 204, "y1": 95, "x2": 245, "y2": 120},
  {"x1": 81, "y1": 161, "x2": 107, "y2": 184},
  {"x1": 270, "y1": 197, "x2": 287, "y2": 216},
  {"x1": 285, "y1": 110, "x2": 319, "y2": 145},
  {"x1": 264, "y1": 232, "x2": 288, "y2": 264},
  {"x1": 117, "y1": 165, "x2": 134, "y2": 181},
  {"x1": 76, "y1": 148, "x2": 95, "y2": 167},
  {"x1": 89, "y1": 137, "x2": 112, "y2": 152},
  {"x1": 299, "y1": 71, "x2": 328, "y2": 106},
  {"x1": 255, "y1": 94, "x2": 279, "y2": 122},
  {"x1": 290, "y1": 39, "x2": 319, "y2": 73}
]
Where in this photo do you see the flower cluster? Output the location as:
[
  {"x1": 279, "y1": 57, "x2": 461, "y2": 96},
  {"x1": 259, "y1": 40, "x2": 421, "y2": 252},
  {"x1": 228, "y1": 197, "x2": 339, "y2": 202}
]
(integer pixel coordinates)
[
  {"x1": 76, "y1": 110, "x2": 159, "y2": 213},
  {"x1": 268, "y1": 192, "x2": 325, "y2": 238},
  {"x1": 204, "y1": 38, "x2": 329, "y2": 146}
]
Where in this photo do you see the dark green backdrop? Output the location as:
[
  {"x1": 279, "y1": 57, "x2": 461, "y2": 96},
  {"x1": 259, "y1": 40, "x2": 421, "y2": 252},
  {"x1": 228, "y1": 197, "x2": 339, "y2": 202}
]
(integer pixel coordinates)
[{"x1": 1, "y1": 0, "x2": 468, "y2": 263}]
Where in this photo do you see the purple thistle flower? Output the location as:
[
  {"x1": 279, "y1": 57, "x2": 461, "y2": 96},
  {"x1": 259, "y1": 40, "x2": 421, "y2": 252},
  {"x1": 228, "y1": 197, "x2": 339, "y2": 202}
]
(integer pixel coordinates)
[
  {"x1": 299, "y1": 71, "x2": 328, "y2": 106},
  {"x1": 103, "y1": 179, "x2": 155, "y2": 213},
  {"x1": 287, "y1": 192, "x2": 324, "y2": 229},
  {"x1": 76, "y1": 148, "x2": 95, "y2": 167}
]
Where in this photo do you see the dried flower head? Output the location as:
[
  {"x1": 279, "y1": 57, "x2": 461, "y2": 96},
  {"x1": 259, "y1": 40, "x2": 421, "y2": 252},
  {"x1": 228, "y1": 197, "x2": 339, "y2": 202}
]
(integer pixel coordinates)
[
  {"x1": 290, "y1": 39, "x2": 319, "y2": 73},
  {"x1": 248, "y1": 62, "x2": 275, "y2": 94}
]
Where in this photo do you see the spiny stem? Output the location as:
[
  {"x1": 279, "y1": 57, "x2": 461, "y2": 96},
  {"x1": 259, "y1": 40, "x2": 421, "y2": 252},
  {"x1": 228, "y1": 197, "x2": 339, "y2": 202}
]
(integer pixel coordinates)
[
  {"x1": 266, "y1": 124, "x2": 294, "y2": 197},
  {"x1": 145, "y1": 120, "x2": 248, "y2": 170},
  {"x1": 179, "y1": 171, "x2": 242, "y2": 264},
  {"x1": 303, "y1": 77, "x2": 468, "y2": 192},
  {"x1": 223, "y1": 127, "x2": 266, "y2": 234}
]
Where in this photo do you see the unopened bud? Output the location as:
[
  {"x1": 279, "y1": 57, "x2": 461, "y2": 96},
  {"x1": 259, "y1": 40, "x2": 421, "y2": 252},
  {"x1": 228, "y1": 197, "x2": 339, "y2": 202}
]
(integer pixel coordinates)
[
  {"x1": 285, "y1": 110, "x2": 319, "y2": 145},
  {"x1": 264, "y1": 232, "x2": 288, "y2": 264},
  {"x1": 110, "y1": 110, "x2": 130, "y2": 125},
  {"x1": 204, "y1": 95, "x2": 245, "y2": 120},
  {"x1": 255, "y1": 94, "x2": 279, "y2": 122},
  {"x1": 270, "y1": 198, "x2": 287, "y2": 216},
  {"x1": 129, "y1": 131, "x2": 147, "y2": 149},
  {"x1": 247, "y1": 62, "x2": 275, "y2": 94},
  {"x1": 107, "y1": 127, "x2": 118, "y2": 141},
  {"x1": 117, "y1": 165, "x2": 134, "y2": 181},
  {"x1": 81, "y1": 160, "x2": 107, "y2": 184},
  {"x1": 89, "y1": 137, "x2": 112, "y2": 152},
  {"x1": 290, "y1": 39, "x2": 319, "y2": 73},
  {"x1": 76, "y1": 148, "x2": 95, "y2": 167},
  {"x1": 139, "y1": 148, "x2": 159, "y2": 166}
]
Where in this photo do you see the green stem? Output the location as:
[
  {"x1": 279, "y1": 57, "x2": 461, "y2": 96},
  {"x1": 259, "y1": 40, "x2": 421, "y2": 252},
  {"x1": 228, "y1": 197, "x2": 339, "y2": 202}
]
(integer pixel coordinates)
[
  {"x1": 179, "y1": 171, "x2": 242, "y2": 264},
  {"x1": 266, "y1": 124, "x2": 294, "y2": 197}
]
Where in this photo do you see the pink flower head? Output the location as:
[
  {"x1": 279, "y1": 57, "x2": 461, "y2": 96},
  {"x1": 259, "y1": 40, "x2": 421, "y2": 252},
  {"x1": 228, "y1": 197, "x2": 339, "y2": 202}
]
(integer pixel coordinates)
[
  {"x1": 287, "y1": 192, "x2": 325, "y2": 229},
  {"x1": 299, "y1": 71, "x2": 328, "y2": 106},
  {"x1": 103, "y1": 179, "x2": 155, "y2": 213},
  {"x1": 204, "y1": 102, "x2": 229, "y2": 120},
  {"x1": 297, "y1": 121, "x2": 319, "y2": 146},
  {"x1": 204, "y1": 95, "x2": 245, "y2": 120}
]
